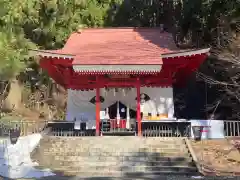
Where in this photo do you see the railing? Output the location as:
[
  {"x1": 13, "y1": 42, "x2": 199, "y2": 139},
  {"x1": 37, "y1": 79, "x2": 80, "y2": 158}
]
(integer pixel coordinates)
[
  {"x1": 1, "y1": 119, "x2": 237, "y2": 138},
  {"x1": 46, "y1": 119, "x2": 137, "y2": 137},
  {"x1": 100, "y1": 119, "x2": 136, "y2": 136},
  {"x1": 224, "y1": 120, "x2": 240, "y2": 137},
  {"x1": 141, "y1": 121, "x2": 191, "y2": 137},
  {"x1": 47, "y1": 121, "x2": 96, "y2": 136},
  {"x1": 0, "y1": 120, "x2": 48, "y2": 137},
  {"x1": 49, "y1": 129, "x2": 96, "y2": 136},
  {"x1": 45, "y1": 120, "x2": 192, "y2": 137}
]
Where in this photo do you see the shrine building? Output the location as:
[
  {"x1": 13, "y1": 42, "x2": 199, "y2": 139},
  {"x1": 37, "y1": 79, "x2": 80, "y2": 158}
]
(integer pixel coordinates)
[{"x1": 30, "y1": 28, "x2": 210, "y2": 136}]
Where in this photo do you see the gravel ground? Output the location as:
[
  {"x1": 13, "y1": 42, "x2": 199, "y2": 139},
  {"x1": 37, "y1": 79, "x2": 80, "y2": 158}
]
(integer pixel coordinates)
[{"x1": 191, "y1": 139, "x2": 240, "y2": 175}]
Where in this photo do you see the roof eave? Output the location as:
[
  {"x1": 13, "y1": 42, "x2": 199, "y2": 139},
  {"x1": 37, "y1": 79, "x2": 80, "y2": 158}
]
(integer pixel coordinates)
[
  {"x1": 29, "y1": 49, "x2": 75, "y2": 59},
  {"x1": 161, "y1": 48, "x2": 210, "y2": 59}
]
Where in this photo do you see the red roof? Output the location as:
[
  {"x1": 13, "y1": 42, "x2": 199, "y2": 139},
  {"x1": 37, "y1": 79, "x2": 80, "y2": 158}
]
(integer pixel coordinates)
[
  {"x1": 33, "y1": 28, "x2": 210, "y2": 88},
  {"x1": 49, "y1": 28, "x2": 178, "y2": 65}
]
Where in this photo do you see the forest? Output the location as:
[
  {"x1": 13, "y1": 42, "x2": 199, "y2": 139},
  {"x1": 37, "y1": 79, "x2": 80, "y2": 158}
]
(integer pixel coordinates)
[{"x1": 0, "y1": 0, "x2": 239, "y2": 121}]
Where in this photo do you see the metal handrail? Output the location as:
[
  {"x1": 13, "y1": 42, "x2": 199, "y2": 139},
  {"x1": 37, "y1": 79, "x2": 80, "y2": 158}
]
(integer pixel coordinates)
[
  {"x1": 224, "y1": 120, "x2": 240, "y2": 137},
  {"x1": 0, "y1": 120, "x2": 48, "y2": 137},
  {"x1": 100, "y1": 119, "x2": 136, "y2": 135},
  {"x1": 0, "y1": 119, "x2": 238, "y2": 137}
]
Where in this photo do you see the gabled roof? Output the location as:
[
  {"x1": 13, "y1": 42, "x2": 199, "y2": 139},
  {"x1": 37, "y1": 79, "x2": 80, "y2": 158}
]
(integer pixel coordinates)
[
  {"x1": 32, "y1": 28, "x2": 178, "y2": 65},
  {"x1": 31, "y1": 28, "x2": 210, "y2": 88}
]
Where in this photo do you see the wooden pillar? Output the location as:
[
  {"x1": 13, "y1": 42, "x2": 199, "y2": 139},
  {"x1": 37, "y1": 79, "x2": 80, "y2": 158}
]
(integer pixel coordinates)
[
  {"x1": 136, "y1": 78, "x2": 141, "y2": 136},
  {"x1": 95, "y1": 80, "x2": 100, "y2": 136}
]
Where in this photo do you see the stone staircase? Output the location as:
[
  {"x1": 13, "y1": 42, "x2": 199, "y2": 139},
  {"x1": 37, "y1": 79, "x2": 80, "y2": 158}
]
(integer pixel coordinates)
[{"x1": 31, "y1": 136, "x2": 200, "y2": 177}]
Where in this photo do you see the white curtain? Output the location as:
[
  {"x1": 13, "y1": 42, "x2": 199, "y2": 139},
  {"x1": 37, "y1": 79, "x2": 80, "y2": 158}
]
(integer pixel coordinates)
[
  {"x1": 101, "y1": 88, "x2": 137, "y2": 110},
  {"x1": 65, "y1": 87, "x2": 175, "y2": 127},
  {"x1": 66, "y1": 89, "x2": 96, "y2": 129}
]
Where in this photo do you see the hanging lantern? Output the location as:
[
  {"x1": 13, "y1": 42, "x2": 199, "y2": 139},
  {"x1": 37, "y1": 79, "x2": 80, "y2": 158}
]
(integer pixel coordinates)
[
  {"x1": 104, "y1": 88, "x2": 107, "y2": 97},
  {"x1": 126, "y1": 105, "x2": 130, "y2": 129},
  {"x1": 116, "y1": 101, "x2": 120, "y2": 124},
  {"x1": 102, "y1": 88, "x2": 106, "y2": 97},
  {"x1": 105, "y1": 108, "x2": 110, "y2": 119},
  {"x1": 123, "y1": 88, "x2": 125, "y2": 96}
]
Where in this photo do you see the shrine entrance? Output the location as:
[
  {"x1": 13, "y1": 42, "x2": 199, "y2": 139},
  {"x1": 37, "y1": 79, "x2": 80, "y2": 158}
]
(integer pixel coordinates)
[{"x1": 99, "y1": 87, "x2": 138, "y2": 136}]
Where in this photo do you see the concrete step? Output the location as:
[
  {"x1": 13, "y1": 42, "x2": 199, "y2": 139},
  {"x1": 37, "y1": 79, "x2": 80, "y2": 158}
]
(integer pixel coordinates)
[
  {"x1": 42, "y1": 151, "x2": 190, "y2": 158},
  {"x1": 50, "y1": 171, "x2": 199, "y2": 178},
  {"x1": 52, "y1": 165, "x2": 197, "y2": 172},
  {"x1": 43, "y1": 159, "x2": 195, "y2": 167},
  {"x1": 43, "y1": 137, "x2": 185, "y2": 146},
  {"x1": 40, "y1": 154, "x2": 192, "y2": 163},
  {"x1": 124, "y1": 171, "x2": 200, "y2": 177},
  {"x1": 44, "y1": 137, "x2": 185, "y2": 141},
  {"x1": 45, "y1": 146, "x2": 187, "y2": 152},
  {"x1": 46, "y1": 143, "x2": 187, "y2": 150},
  {"x1": 49, "y1": 168, "x2": 199, "y2": 177},
  {"x1": 34, "y1": 155, "x2": 194, "y2": 170},
  {"x1": 32, "y1": 136, "x2": 199, "y2": 177},
  {"x1": 52, "y1": 156, "x2": 193, "y2": 162},
  {"x1": 41, "y1": 138, "x2": 187, "y2": 143},
  {"x1": 45, "y1": 146, "x2": 188, "y2": 153},
  {"x1": 146, "y1": 166, "x2": 198, "y2": 173},
  {"x1": 46, "y1": 138, "x2": 186, "y2": 143},
  {"x1": 146, "y1": 160, "x2": 195, "y2": 167}
]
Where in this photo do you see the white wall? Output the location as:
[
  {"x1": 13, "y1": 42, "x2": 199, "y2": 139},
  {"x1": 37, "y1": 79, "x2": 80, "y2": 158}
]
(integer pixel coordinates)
[
  {"x1": 190, "y1": 120, "x2": 225, "y2": 139},
  {"x1": 65, "y1": 87, "x2": 175, "y2": 127}
]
